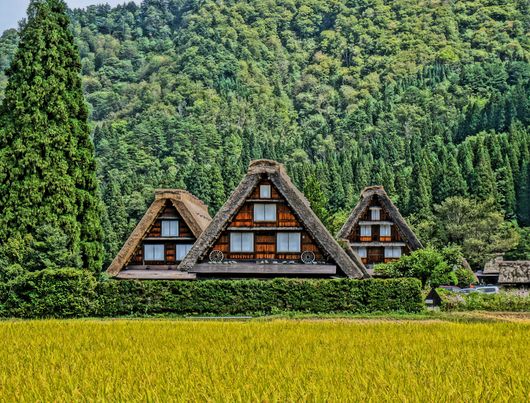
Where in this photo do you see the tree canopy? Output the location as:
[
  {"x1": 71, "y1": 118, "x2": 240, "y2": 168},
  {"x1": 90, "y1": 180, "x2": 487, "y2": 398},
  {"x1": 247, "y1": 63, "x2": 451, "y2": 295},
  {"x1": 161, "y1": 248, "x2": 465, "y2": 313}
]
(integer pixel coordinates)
[
  {"x1": 0, "y1": 0, "x2": 528, "y2": 266},
  {"x1": 0, "y1": 0, "x2": 103, "y2": 272}
]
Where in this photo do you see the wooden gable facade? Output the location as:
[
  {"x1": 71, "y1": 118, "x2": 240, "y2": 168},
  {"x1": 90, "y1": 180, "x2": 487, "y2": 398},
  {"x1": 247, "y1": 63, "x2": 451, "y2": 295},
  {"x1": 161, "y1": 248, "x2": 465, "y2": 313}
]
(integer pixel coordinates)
[
  {"x1": 179, "y1": 160, "x2": 368, "y2": 279},
  {"x1": 206, "y1": 178, "x2": 325, "y2": 263},
  {"x1": 106, "y1": 189, "x2": 212, "y2": 280},
  {"x1": 127, "y1": 201, "x2": 197, "y2": 267},
  {"x1": 338, "y1": 186, "x2": 422, "y2": 268}
]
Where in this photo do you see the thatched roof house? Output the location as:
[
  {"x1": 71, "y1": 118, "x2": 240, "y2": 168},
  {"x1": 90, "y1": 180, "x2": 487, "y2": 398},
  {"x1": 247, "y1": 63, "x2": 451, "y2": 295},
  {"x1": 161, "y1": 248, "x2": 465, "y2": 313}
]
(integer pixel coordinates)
[
  {"x1": 106, "y1": 189, "x2": 212, "y2": 279},
  {"x1": 480, "y1": 256, "x2": 530, "y2": 285},
  {"x1": 337, "y1": 186, "x2": 422, "y2": 269},
  {"x1": 179, "y1": 160, "x2": 368, "y2": 279}
]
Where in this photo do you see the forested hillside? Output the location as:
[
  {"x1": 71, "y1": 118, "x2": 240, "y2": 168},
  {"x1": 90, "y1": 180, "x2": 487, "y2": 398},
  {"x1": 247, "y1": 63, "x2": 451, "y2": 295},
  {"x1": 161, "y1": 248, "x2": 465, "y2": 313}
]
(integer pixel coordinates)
[{"x1": 1, "y1": 0, "x2": 529, "y2": 265}]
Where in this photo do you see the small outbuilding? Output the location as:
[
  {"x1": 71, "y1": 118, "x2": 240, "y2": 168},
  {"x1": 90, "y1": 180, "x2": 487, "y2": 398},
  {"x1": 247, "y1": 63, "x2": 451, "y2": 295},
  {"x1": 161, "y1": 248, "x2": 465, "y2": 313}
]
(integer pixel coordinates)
[{"x1": 478, "y1": 256, "x2": 530, "y2": 286}]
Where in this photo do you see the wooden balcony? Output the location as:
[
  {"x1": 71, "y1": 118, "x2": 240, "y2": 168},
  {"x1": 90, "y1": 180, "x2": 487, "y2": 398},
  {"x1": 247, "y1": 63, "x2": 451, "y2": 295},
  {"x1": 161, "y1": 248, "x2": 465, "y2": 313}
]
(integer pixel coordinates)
[
  {"x1": 349, "y1": 242, "x2": 406, "y2": 247},
  {"x1": 190, "y1": 263, "x2": 336, "y2": 275}
]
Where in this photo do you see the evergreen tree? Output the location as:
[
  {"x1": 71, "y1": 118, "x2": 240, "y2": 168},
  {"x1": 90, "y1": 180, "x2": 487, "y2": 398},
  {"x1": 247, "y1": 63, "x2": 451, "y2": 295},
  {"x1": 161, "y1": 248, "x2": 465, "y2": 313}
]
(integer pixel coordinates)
[
  {"x1": 303, "y1": 173, "x2": 330, "y2": 228},
  {"x1": 409, "y1": 152, "x2": 433, "y2": 217},
  {"x1": 0, "y1": 0, "x2": 103, "y2": 272},
  {"x1": 516, "y1": 161, "x2": 530, "y2": 226},
  {"x1": 471, "y1": 137, "x2": 497, "y2": 201}
]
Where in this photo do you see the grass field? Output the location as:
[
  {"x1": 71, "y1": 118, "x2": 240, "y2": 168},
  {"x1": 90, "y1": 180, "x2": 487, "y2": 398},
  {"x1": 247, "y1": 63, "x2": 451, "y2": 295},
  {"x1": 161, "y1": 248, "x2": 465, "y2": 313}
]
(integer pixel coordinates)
[{"x1": 0, "y1": 319, "x2": 529, "y2": 401}]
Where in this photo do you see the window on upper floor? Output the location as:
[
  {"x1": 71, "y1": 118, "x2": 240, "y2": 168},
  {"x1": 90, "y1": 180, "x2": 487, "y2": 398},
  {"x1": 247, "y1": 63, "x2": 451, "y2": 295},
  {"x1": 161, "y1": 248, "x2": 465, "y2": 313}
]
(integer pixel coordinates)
[
  {"x1": 380, "y1": 224, "x2": 391, "y2": 237},
  {"x1": 230, "y1": 232, "x2": 254, "y2": 252},
  {"x1": 360, "y1": 225, "x2": 372, "y2": 237},
  {"x1": 161, "y1": 220, "x2": 179, "y2": 237},
  {"x1": 260, "y1": 184, "x2": 272, "y2": 198},
  {"x1": 277, "y1": 232, "x2": 301, "y2": 253},
  {"x1": 370, "y1": 207, "x2": 381, "y2": 220},
  {"x1": 254, "y1": 203, "x2": 277, "y2": 221},
  {"x1": 144, "y1": 244, "x2": 165, "y2": 261}
]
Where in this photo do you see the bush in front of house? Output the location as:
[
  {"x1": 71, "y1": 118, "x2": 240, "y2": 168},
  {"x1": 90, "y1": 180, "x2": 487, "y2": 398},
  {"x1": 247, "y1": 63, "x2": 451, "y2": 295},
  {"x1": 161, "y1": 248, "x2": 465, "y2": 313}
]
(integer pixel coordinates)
[
  {"x1": 0, "y1": 268, "x2": 98, "y2": 318},
  {"x1": 440, "y1": 289, "x2": 530, "y2": 312},
  {"x1": 0, "y1": 272, "x2": 423, "y2": 318},
  {"x1": 375, "y1": 246, "x2": 476, "y2": 288}
]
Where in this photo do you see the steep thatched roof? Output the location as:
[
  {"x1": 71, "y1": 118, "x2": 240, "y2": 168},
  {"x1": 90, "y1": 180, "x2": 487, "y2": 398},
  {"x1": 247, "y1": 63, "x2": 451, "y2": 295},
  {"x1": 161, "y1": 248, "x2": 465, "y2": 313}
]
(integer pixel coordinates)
[
  {"x1": 337, "y1": 186, "x2": 423, "y2": 250},
  {"x1": 106, "y1": 189, "x2": 212, "y2": 276},
  {"x1": 179, "y1": 160, "x2": 369, "y2": 278},
  {"x1": 498, "y1": 260, "x2": 530, "y2": 284}
]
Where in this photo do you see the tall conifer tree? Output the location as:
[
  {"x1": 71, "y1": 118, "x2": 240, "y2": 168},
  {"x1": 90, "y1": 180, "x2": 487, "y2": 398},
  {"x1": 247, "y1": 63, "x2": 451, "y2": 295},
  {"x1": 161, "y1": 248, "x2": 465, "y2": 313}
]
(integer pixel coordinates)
[{"x1": 0, "y1": 0, "x2": 103, "y2": 272}]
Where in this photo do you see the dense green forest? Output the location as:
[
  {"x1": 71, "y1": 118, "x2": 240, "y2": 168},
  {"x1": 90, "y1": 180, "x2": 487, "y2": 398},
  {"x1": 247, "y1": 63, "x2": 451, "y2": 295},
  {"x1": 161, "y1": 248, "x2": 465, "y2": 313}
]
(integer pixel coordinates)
[{"x1": 0, "y1": 0, "x2": 529, "y2": 267}]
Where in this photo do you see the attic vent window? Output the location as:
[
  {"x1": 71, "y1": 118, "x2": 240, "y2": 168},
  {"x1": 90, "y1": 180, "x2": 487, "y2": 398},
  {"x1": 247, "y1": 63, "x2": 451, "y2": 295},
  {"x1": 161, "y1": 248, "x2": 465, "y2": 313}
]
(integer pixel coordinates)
[
  {"x1": 161, "y1": 220, "x2": 179, "y2": 237},
  {"x1": 370, "y1": 207, "x2": 382, "y2": 220},
  {"x1": 260, "y1": 184, "x2": 272, "y2": 198},
  {"x1": 254, "y1": 203, "x2": 277, "y2": 221}
]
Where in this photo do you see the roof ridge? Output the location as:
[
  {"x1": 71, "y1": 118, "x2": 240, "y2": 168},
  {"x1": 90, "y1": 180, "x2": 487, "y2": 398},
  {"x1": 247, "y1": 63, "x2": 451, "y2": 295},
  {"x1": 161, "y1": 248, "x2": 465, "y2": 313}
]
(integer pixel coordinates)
[{"x1": 155, "y1": 188, "x2": 208, "y2": 210}]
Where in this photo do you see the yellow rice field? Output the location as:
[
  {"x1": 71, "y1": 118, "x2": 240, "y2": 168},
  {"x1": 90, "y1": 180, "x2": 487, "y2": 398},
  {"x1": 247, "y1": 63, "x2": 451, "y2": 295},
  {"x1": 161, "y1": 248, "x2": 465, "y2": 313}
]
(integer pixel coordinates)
[{"x1": 0, "y1": 319, "x2": 529, "y2": 401}]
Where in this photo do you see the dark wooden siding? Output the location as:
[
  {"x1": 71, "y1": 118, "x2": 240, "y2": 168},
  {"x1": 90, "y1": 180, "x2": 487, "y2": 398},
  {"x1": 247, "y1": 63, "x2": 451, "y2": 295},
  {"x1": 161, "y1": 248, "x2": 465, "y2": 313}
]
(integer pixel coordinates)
[
  {"x1": 347, "y1": 196, "x2": 412, "y2": 265},
  {"x1": 129, "y1": 201, "x2": 197, "y2": 266},
  {"x1": 203, "y1": 178, "x2": 327, "y2": 263}
]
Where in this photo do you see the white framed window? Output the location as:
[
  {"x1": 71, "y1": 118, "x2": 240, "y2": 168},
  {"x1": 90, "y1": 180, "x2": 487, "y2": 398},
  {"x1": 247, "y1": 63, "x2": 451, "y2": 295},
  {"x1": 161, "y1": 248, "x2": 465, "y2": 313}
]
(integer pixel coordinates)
[
  {"x1": 230, "y1": 232, "x2": 254, "y2": 252},
  {"x1": 161, "y1": 220, "x2": 179, "y2": 237},
  {"x1": 254, "y1": 203, "x2": 277, "y2": 221},
  {"x1": 260, "y1": 184, "x2": 272, "y2": 198},
  {"x1": 384, "y1": 247, "x2": 402, "y2": 258},
  {"x1": 144, "y1": 244, "x2": 165, "y2": 261},
  {"x1": 356, "y1": 247, "x2": 367, "y2": 258},
  {"x1": 380, "y1": 224, "x2": 391, "y2": 237},
  {"x1": 277, "y1": 232, "x2": 301, "y2": 253},
  {"x1": 360, "y1": 225, "x2": 372, "y2": 237},
  {"x1": 370, "y1": 207, "x2": 381, "y2": 220},
  {"x1": 176, "y1": 244, "x2": 193, "y2": 261}
]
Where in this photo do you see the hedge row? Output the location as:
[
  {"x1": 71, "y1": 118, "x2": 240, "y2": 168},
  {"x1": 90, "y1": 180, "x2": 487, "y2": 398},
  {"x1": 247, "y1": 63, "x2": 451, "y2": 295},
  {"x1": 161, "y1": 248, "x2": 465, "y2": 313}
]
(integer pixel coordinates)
[
  {"x1": 0, "y1": 269, "x2": 423, "y2": 318},
  {"x1": 440, "y1": 289, "x2": 530, "y2": 312}
]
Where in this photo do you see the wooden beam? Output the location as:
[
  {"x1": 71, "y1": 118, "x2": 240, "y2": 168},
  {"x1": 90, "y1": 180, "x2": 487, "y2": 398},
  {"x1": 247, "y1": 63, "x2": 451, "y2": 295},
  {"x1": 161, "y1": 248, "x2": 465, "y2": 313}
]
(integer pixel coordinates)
[
  {"x1": 190, "y1": 263, "x2": 336, "y2": 274},
  {"x1": 227, "y1": 226, "x2": 304, "y2": 231},
  {"x1": 349, "y1": 242, "x2": 406, "y2": 247},
  {"x1": 126, "y1": 264, "x2": 180, "y2": 270},
  {"x1": 142, "y1": 237, "x2": 196, "y2": 241},
  {"x1": 245, "y1": 199, "x2": 284, "y2": 203},
  {"x1": 358, "y1": 221, "x2": 394, "y2": 226},
  {"x1": 116, "y1": 270, "x2": 197, "y2": 280}
]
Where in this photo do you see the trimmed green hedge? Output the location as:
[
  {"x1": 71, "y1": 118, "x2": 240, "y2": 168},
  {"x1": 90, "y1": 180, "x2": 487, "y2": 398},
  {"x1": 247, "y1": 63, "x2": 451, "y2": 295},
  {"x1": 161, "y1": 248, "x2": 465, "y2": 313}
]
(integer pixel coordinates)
[
  {"x1": 0, "y1": 269, "x2": 97, "y2": 318},
  {"x1": 0, "y1": 269, "x2": 423, "y2": 318},
  {"x1": 95, "y1": 277, "x2": 423, "y2": 316}
]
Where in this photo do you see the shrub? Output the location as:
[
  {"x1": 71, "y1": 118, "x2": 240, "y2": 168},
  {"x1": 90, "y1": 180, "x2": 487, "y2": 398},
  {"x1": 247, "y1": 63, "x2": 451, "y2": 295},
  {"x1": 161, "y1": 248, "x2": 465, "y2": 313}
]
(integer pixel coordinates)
[
  {"x1": 440, "y1": 289, "x2": 530, "y2": 312},
  {"x1": 0, "y1": 269, "x2": 97, "y2": 318},
  {"x1": 375, "y1": 247, "x2": 455, "y2": 287},
  {"x1": 375, "y1": 246, "x2": 477, "y2": 288}
]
